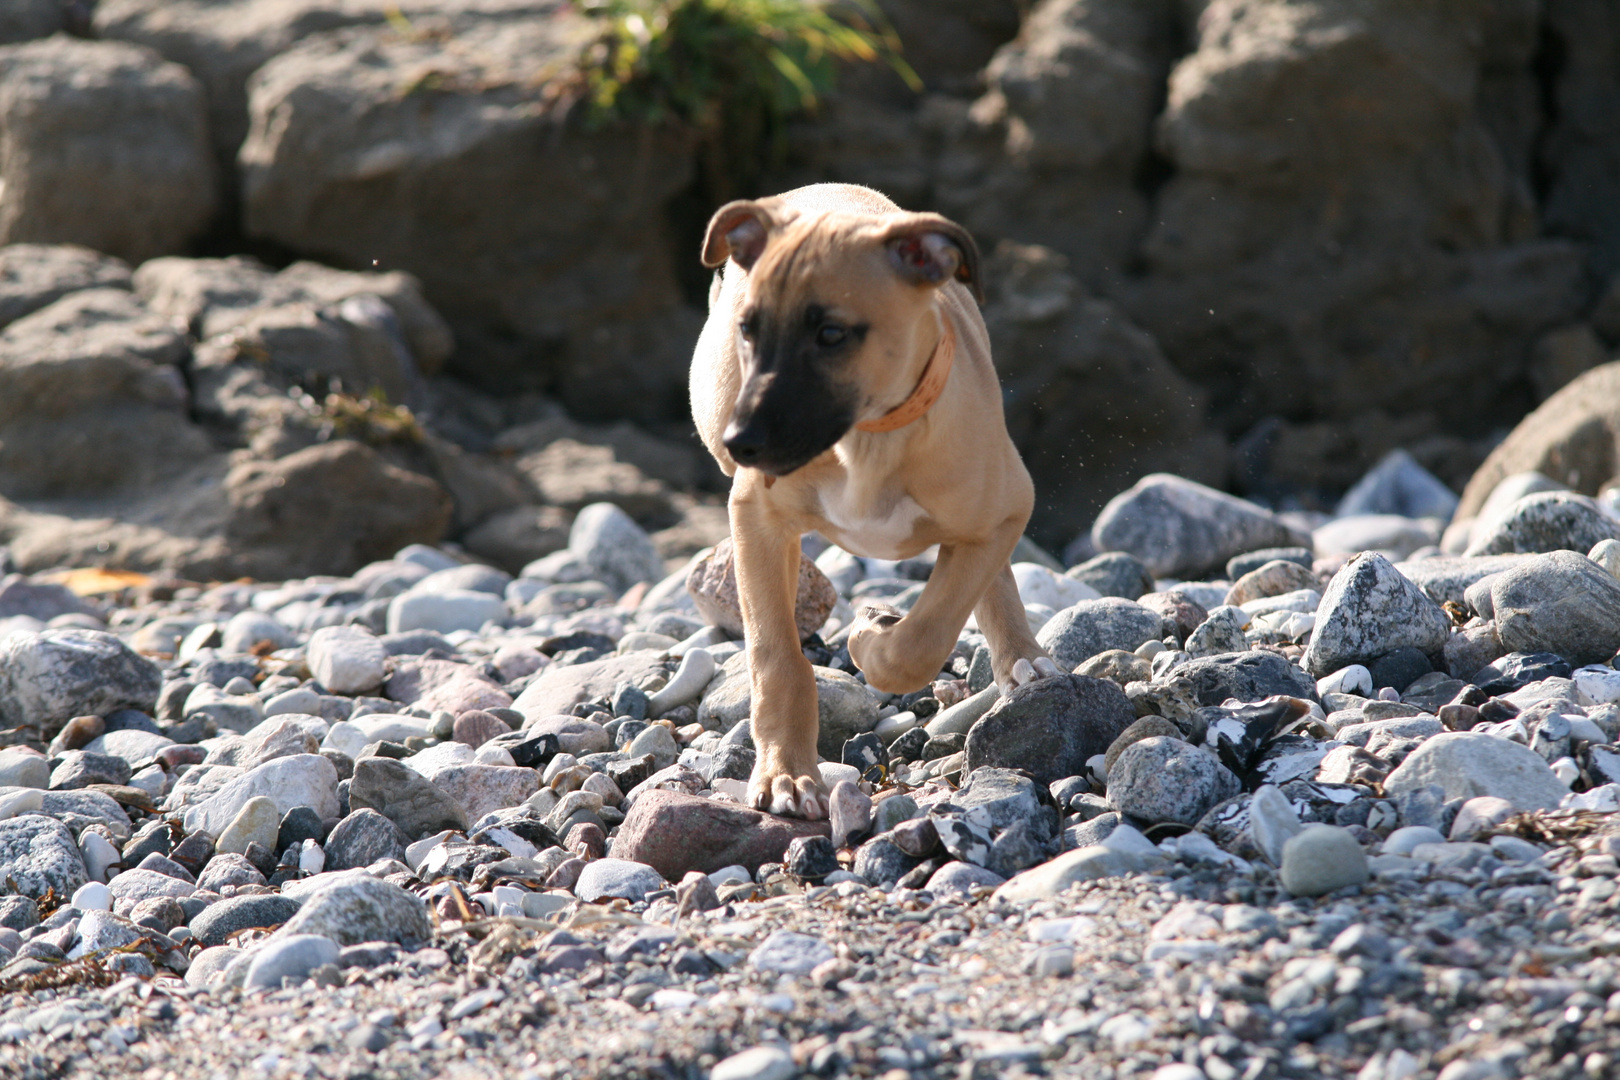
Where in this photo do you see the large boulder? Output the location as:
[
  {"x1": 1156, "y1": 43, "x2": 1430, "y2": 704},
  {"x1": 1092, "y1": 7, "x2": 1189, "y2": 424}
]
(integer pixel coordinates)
[
  {"x1": 1114, "y1": 0, "x2": 1586, "y2": 439},
  {"x1": 0, "y1": 287, "x2": 212, "y2": 498},
  {"x1": 0, "y1": 36, "x2": 214, "y2": 262},
  {"x1": 1457, "y1": 363, "x2": 1620, "y2": 520},
  {"x1": 237, "y1": 14, "x2": 699, "y2": 419}
]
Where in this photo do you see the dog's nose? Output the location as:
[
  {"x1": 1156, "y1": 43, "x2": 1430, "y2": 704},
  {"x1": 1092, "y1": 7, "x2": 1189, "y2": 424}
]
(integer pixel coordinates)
[{"x1": 723, "y1": 424, "x2": 766, "y2": 466}]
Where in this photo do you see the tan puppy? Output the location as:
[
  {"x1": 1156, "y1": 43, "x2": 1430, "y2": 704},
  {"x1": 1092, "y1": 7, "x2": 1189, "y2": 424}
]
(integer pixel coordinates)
[{"x1": 690, "y1": 183, "x2": 1060, "y2": 819}]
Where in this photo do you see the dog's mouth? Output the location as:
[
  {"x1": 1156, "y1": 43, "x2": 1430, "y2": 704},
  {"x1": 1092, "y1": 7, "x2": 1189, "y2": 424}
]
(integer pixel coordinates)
[{"x1": 722, "y1": 390, "x2": 854, "y2": 477}]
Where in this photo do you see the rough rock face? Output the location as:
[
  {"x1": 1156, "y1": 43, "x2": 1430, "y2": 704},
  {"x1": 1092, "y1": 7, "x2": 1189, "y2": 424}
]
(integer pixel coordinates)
[
  {"x1": 0, "y1": 629, "x2": 162, "y2": 737},
  {"x1": 221, "y1": 441, "x2": 453, "y2": 579},
  {"x1": 1116, "y1": 0, "x2": 1587, "y2": 437},
  {"x1": 963, "y1": 674, "x2": 1135, "y2": 786},
  {"x1": 1490, "y1": 551, "x2": 1620, "y2": 667},
  {"x1": 980, "y1": 243, "x2": 1229, "y2": 544},
  {"x1": 0, "y1": 287, "x2": 211, "y2": 498},
  {"x1": 0, "y1": 36, "x2": 215, "y2": 263},
  {"x1": 237, "y1": 13, "x2": 699, "y2": 419}
]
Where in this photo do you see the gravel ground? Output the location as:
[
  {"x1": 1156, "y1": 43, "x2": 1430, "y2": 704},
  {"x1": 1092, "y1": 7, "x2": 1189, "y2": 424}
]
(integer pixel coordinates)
[{"x1": 6, "y1": 823, "x2": 1620, "y2": 1080}]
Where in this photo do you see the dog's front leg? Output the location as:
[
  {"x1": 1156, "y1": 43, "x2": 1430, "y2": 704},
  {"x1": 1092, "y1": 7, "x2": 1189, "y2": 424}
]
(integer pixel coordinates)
[
  {"x1": 848, "y1": 514, "x2": 1059, "y2": 694},
  {"x1": 730, "y1": 472, "x2": 827, "y2": 819}
]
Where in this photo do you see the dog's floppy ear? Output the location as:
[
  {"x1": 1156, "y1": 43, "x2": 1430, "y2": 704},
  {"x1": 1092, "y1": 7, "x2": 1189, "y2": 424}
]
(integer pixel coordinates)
[
  {"x1": 702, "y1": 201, "x2": 774, "y2": 271},
  {"x1": 879, "y1": 213, "x2": 983, "y2": 304}
]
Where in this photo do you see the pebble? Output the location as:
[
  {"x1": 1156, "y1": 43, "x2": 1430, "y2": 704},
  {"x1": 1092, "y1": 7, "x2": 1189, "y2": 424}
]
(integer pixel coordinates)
[
  {"x1": 307, "y1": 625, "x2": 388, "y2": 695},
  {"x1": 1279, "y1": 824, "x2": 1369, "y2": 897},
  {"x1": 386, "y1": 589, "x2": 507, "y2": 636},
  {"x1": 1384, "y1": 731, "x2": 1571, "y2": 810},
  {"x1": 1248, "y1": 784, "x2": 1303, "y2": 866},
  {"x1": 711, "y1": 1046, "x2": 796, "y2": 1080},
  {"x1": 747, "y1": 930, "x2": 835, "y2": 975},
  {"x1": 215, "y1": 795, "x2": 281, "y2": 855},
  {"x1": 573, "y1": 858, "x2": 665, "y2": 903},
  {"x1": 243, "y1": 934, "x2": 341, "y2": 991}
]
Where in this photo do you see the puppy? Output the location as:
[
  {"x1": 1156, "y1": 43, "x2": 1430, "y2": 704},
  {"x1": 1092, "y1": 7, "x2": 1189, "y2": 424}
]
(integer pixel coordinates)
[{"x1": 689, "y1": 183, "x2": 1060, "y2": 819}]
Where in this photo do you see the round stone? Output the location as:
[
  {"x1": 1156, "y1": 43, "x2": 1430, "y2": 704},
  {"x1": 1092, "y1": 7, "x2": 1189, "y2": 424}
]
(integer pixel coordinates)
[
  {"x1": 1279, "y1": 824, "x2": 1369, "y2": 897},
  {"x1": 1107, "y1": 737, "x2": 1241, "y2": 826}
]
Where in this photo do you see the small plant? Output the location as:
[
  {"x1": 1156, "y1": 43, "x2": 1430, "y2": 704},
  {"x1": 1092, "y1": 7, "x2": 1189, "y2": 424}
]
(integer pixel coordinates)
[
  {"x1": 570, "y1": 0, "x2": 919, "y2": 197},
  {"x1": 319, "y1": 388, "x2": 425, "y2": 446}
]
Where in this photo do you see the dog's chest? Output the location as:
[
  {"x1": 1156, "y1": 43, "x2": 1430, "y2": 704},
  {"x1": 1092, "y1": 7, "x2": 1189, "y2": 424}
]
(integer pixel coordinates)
[{"x1": 815, "y1": 483, "x2": 927, "y2": 559}]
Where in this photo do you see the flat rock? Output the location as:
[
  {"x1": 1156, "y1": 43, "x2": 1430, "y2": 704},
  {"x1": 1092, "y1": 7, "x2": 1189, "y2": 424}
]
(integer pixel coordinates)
[
  {"x1": 573, "y1": 857, "x2": 665, "y2": 903},
  {"x1": 993, "y1": 843, "x2": 1167, "y2": 902},
  {"x1": 610, "y1": 789, "x2": 830, "y2": 878},
  {"x1": 513, "y1": 652, "x2": 668, "y2": 722},
  {"x1": 429, "y1": 764, "x2": 539, "y2": 821},
  {"x1": 1392, "y1": 554, "x2": 1533, "y2": 606},
  {"x1": 178, "y1": 754, "x2": 339, "y2": 836},
  {"x1": 244, "y1": 934, "x2": 340, "y2": 991},
  {"x1": 1383, "y1": 731, "x2": 1569, "y2": 811},
  {"x1": 1302, "y1": 553, "x2": 1452, "y2": 676},
  {"x1": 348, "y1": 757, "x2": 469, "y2": 838},
  {"x1": 963, "y1": 675, "x2": 1135, "y2": 787}
]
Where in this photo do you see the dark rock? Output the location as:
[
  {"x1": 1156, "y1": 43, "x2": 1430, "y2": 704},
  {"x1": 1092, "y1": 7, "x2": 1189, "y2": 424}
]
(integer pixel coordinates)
[
  {"x1": 167, "y1": 831, "x2": 214, "y2": 875},
  {"x1": 784, "y1": 836, "x2": 839, "y2": 879},
  {"x1": 1368, "y1": 648, "x2": 1432, "y2": 693},
  {"x1": 1227, "y1": 547, "x2": 1315, "y2": 581},
  {"x1": 963, "y1": 674, "x2": 1135, "y2": 787},
  {"x1": 890, "y1": 817, "x2": 941, "y2": 859},
  {"x1": 347, "y1": 757, "x2": 469, "y2": 838},
  {"x1": 1170, "y1": 650, "x2": 1318, "y2": 706},
  {"x1": 1065, "y1": 552, "x2": 1153, "y2": 599},
  {"x1": 49, "y1": 751, "x2": 132, "y2": 789},
  {"x1": 1472, "y1": 652, "x2": 1575, "y2": 695},
  {"x1": 277, "y1": 806, "x2": 326, "y2": 853},
  {"x1": 851, "y1": 836, "x2": 921, "y2": 891},
  {"x1": 707, "y1": 744, "x2": 754, "y2": 783},
  {"x1": 136, "y1": 852, "x2": 195, "y2": 884}
]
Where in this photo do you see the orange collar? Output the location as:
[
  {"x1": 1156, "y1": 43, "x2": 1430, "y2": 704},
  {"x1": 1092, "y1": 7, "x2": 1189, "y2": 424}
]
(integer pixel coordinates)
[{"x1": 855, "y1": 316, "x2": 956, "y2": 433}]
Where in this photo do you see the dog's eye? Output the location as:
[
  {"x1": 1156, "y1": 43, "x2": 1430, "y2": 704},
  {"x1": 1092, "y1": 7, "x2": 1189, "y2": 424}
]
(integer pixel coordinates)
[
  {"x1": 816, "y1": 324, "x2": 848, "y2": 348},
  {"x1": 737, "y1": 319, "x2": 754, "y2": 339}
]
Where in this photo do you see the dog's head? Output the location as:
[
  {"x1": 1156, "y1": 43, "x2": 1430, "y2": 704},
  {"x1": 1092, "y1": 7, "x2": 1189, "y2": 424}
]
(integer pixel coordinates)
[{"x1": 701, "y1": 199, "x2": 982, "y2": 476}]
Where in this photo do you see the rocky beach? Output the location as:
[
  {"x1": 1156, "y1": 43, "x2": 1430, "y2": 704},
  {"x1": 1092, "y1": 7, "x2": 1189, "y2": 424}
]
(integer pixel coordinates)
[{"x1": 3, "y1": 0, "x2": 1620, "y2": 1078}]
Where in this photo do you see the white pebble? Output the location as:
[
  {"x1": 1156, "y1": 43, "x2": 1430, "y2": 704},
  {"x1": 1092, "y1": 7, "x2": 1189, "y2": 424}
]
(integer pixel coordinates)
[{"x1": 71, "y1": 881, "x2": 111, "y2": 912}]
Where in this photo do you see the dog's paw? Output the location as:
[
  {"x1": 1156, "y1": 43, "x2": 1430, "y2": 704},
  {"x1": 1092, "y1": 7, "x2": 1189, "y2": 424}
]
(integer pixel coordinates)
[
  {"x1": 998, "y1": 656, "x2": 1062, "y2": 694},
  {"x1": 748, "y1": 764, "x2": 828, "y2": 820}
]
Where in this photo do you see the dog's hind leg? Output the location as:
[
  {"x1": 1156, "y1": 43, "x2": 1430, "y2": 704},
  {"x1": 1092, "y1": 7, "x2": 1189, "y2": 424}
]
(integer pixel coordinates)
[
  {"x1": 848, "y1": 514, "x2": 1055, "y2": 694},
  {"x1": 730, "y1": 472, "x2": 827, "y2": 820}
]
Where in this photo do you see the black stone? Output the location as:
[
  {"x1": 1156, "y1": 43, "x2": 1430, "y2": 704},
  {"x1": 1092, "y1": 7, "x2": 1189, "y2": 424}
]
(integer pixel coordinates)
[
  {"x1": 841, "y1": 732, "x2": 884, "y2": 781},
  {"x1": 785, "y1": 835, "x2": 839, "y2": 879},
  {"x1": 168, "y1": 832, "x2": 214, "y2": 874},
  {"x1": 243, "y1": 841, "x2": 279, "y2": 878},
  {"x1": 1478, "y1": 697, "x2": 1521, "y2": 722},
  {"x1": 613, "y1": 720, "x2": 650, "y2": 750},
  {"x1": 491, "y1": 731, "x2": 559, "y2": 769},
  {"x1": 1368, "y1": 647, "x2": 1431, "y2": 692},
  {"x1": 1471, "y1": 652, "x2": 1574, "y2": 695},
  {"x1": 611, "y1": 683, "x2": 648, "y2": 722},
  {"x1": 887, "y1": 727, "x2": 929, "y2": 765},
  {"x1": 921, "y1": 733, "x2": 966, "y2": 761},
  {"x1": 277, "y1": 806, "x2": 327, "y2": 853},
  {"x1": 1226, "y1": 547, "x2": 1315, "y2": 581},
  {"x1": 607, "y1": 753, "x2": 658, "y2": 791},
  {"x1": 539, "y1": 631, "x2": 617, "y2": 656},
  {"x1": 963, "y1": 674, "x2": 1136, "y2": 787},
  {"x1": 122, "y1": 819, "x2": 174, "y2": 864},
  {"x1": 321, "y1": 749, "x2": 354, "y2": 780}
]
